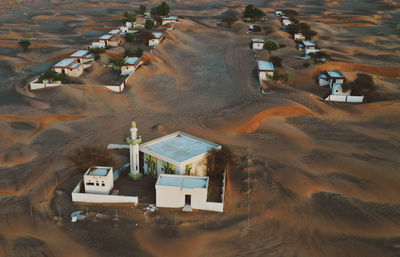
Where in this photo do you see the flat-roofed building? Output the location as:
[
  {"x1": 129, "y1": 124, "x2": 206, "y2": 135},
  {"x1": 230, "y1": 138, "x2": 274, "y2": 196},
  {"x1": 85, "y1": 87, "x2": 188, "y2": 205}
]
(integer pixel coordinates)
[
  {"x1": 53, "y1": 58, "x2": 84, "y2": 77},
  {"x1": 99, "y1": 34, "x2": 124, "y2": 47},
  {"x1": 83, "y1": 166, "x2": 114, "y2": 194},
  {"x1": 162, "y1": 16, "x2": 179, "y2": 26},
  {"x1": 294, "y1": 33, "x2": 305, "y2": 41},
  {"x1": 148, "y1": 32, "x2": 164, "y2": 47},
  {"x1": 70, "y1": 50, "x2": 95, "y2": 68},
  {"x1": 318, "y1": 70, "x2": 349, "y2": 96},
  {"x1": 251, "y1": 38, "x2": 265, "y2": 50},
  {"x1": 140, "y1": 131, "x2": 221, "y2": 177},
  {"x1": 298, "y1": 40, "x2": 319, "y2": 54},
  {"x1": 257, "y1": 60, "x2": 275, "y2": 81},
  {"x1": 121, "y1": 56, "x2": 143, "y2": 76},
  {"x1": 156, "y1": 174, "x2": 209, "y2": 210}
]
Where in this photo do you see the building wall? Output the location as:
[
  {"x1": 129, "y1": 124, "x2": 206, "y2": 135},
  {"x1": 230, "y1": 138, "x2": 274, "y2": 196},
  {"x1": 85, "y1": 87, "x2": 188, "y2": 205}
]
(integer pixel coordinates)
[
  {"x1": 156, "y1": 185, "x2": 208, "y2": 209},
  {"x1": 319, "y1": 77, "x2": 330, "y2": 87},
  {"x1": 66, "y1": 66, "x2": 84, "y2": 77},
  {"x1": 72, "y1": 181, "x2": 138, "y2": 203},
  {"x1": 83, "y1": 170, "x2": 114, "y2": 194},
  {"x1": 294, "y1": 34, "x2": 305, "y2": 40},
  {"x1": 252, "y1": 43, "x2": 264, "y2": 50},
  {"x1": 259, "y1": 71, "x2": 274, "y2": 81},
  {"x1": 305, "y1": 47, "x2": 319, "y2": 55},
  {"x1": 149, "y1": 39, "x2": 160, "y2": 47},
  {"x1": 91, "y1": 41, "x2": 106, "y2": 48},
  {"x1": 121, "y1": 61, "x2": 142, "y2": 76},
  {"x1": 108, "y1": 40, "x2": 120, "y2": 47}
]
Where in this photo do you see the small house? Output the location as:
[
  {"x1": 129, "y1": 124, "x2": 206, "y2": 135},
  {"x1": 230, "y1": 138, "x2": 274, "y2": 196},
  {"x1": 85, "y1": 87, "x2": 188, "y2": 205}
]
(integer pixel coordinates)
[
  {"x1": 282, "y1": 16, "x2": 292, "y2": 26},
  {"x1": 318, "y1": 71, "x2": 349, "y2": 95},
  {"x1": 298, "y1": 41, "x2": 319, "y2": 54},
  {"x1": 90, "y1": 41, "x2": 106, "y2": 49},
  {"x1": 99, "y1": 34, "x2": 124, "y2": 47},
  {"x1": 162, "y1": 16, "x2": 179, "y2": 26},
  {"x1": 257, "y1": 60, "x2": 275, "y2": 81},
  {"x1": 251, "y1": 38, "x2": 265, "y2": 50},
  {"x1": 53, "y1": 58, "x2": 83, "y2": 77},
  {"x1": 108, "y1": 29, "x2": 122, "y2": 36},
  {"x1": 148, "y1": 32, "x2": 164, "y2": 47},
  {"x1": 156, "y1": 174, "x2": 209, "y2": 211},
  {"x1": 83, "y1": 166, "x2": 114, "y2": 194},
  {"x1": 275, "y1": 10, "x2": 284, "y2": 16},
  {"x1": 70, "y1": 50, "x2": 95, "y2": 68},
  {"x1": 125, "y1": 21, "x2": 135, "y2": 28},
  {"x1": 121, "y1": 56, "x2": 143, "y2": 76},
  {"x1": 294, "y1": 33, "x2": 305, "y2": 41},
  {"x1": 140, "y1": 131, "x2": 221, "y2": 177}
]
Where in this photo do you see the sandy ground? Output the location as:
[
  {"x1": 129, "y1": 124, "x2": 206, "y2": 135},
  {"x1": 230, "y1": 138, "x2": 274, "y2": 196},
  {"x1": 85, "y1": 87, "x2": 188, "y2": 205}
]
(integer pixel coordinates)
[{"x1": 0, "y1": 0, "x2": 399, "y2": 257}]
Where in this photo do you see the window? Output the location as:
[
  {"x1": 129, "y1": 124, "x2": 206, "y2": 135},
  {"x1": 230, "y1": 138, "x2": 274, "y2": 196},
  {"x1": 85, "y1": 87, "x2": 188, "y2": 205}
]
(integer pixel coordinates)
[
  {"x1": 86, "y1": 182, "x2": 94, "y2": 186},
  {"x1": 96, "y1": 182, "x2": 99, "y2": 186},
  {"x1": 102, "y1": 183, "x2": 105, "y2": 186}
]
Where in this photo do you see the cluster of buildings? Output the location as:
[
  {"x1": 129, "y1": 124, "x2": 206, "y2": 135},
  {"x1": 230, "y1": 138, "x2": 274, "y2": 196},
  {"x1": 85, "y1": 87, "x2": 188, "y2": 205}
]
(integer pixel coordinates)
[
  {"x1": 318, "y1": 70, "x2": 364, "y2": 102},
  {"x1": 72, "y1": 122, "x2": 226, "y2": 212}
]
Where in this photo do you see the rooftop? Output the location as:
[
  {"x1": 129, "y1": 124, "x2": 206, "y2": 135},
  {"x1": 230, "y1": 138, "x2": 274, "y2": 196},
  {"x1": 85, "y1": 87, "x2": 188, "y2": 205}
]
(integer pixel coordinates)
[
  {"x1": 109, "y1": 29, "x2": 121, "y2": 34},
  {"x1": 327, "y1": 71, "x2": 345, "y2": 78},
  {"x1": 125, "y1": 57, "x2": 140, "y2": 65},
  {"x1": 54, "y1": 58, "x2": 76, "y2": 68},
  {"x1": 163, "y1": 16, "x2": 178, "y2": 20},
  {"x1": 140, "y1": 132, "x2": 221, "y2": 163},
  {"x1": 71, "y1": 50, "x2": 89, "y2": 58},
  {"x1": 302, "y1": 41, "x2": 316, "y2": 47},
  {"x1": 70, "y1": 63, "x2": 82, "y2": 69},
  {"x1": 99, "y1": 34, "x2": 113, "y2": 40},
  {"x1": 252, "y1": 38, "x2": 265, "y2": 43},
  {"x1": 87, "y1": 167, "x2": 111, "y2": 176},
  {"x1": 157, "y1": 174, "x2": 208, "y2": 189},
  {"x1": 257, "y1": 60, "x2": 275, "y2": 71},
  {"x1": 152, "y1": 32, "x2": 163, "y2": 39}
]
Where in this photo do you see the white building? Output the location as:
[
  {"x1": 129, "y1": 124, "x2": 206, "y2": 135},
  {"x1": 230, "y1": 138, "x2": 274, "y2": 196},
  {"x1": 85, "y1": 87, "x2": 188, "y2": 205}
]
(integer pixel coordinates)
[
  {"x1": 90, "y1": 41, "x2": 106, "y2": 49},
  {"x1": 121, "y1": 56, "x2": 143, "y2": 76},
  {"x1": 318, "y1": 71, "x2": 349, "y2": 95},
  {"x1": 251, "y1": 38, "x2": 265, "y2": 50},
  {"x1": 83, "y1": 166, "x2": 114, "y2": 194},
  {"x1": 162, "y1": 16, "x2": 179, "y2": 26},
  {"x1": 99, "y1": 34, "x2": 124, "y2": 47},
  {"x1": 298, "y1": 41, "x2": 319, "y2": 55},
  {"x1": 156, "y1": 174, "x2": 208, "y2": 211},
  {"x1": 282, "y1": 17, "x2": 292, "y2": 26},
  {"x1": 148, "y1": 32, "x2": 164, "y2": 47},
  {"x1": 257, "y1": 60, "x2": 275, "y2": 81},
  {"x1": 70, "y1": 50, "x2": 95, "y2": 68},
  {"x1": 294, "y1": 33, "x2": 305, "y2": 41},
  {"x1": 275, "y1": 10, "x2": 284, "y2": 16},
  {"x1": 53, "y1": 58, "x2": 84, "y2": 77},
  {"x1": 140, "y1": 131, "x2": 221, "y2": 177}
]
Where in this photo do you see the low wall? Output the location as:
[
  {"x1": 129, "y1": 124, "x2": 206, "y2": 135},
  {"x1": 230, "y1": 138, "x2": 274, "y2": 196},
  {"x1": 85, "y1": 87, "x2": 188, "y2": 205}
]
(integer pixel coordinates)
[
  {"x1": 71, "y1": 181, "x2": 138, "y2": 204},
  {"x1": 30, "y1": 78, "x2": 62, "y2": 90},
  {"x1": 325, "y1": 95, "x2": 364, "y2": 103},
  {"x1": 203, "y1": 170, "x2": 226, "y2": 213}
]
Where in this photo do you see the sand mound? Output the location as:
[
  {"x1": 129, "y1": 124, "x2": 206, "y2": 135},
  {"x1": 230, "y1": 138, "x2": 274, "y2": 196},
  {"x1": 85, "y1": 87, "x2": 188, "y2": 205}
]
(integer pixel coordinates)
[
  {"x1": 0, "y1": 144, "x2": 37, "y2": 167},
  {"x1": 236, "y1": 106, "x2": 314, "y2": 134},
  {"x1": 313, "y1": 61, "x2": 400, "y2": 78},
  {"x1": 10, "y1": 236, "x2": 54, "y2": 257}
]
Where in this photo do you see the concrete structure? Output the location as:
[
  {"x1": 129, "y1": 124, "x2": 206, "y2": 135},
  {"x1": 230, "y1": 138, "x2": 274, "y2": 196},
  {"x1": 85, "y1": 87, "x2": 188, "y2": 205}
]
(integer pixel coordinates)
[
  {"x1": 251, "y1": 38, "x2": 265, "y2": 50},
  {"x1": 127, "y1": 121, "x2": 142, "y2": 177},
  {"x1": 162, "y1": 16, "x2": 179, "y2": 26},
  {"x1": 83, "y1": 166, "x2": 114, "y2": 194},
  {"x1": 140, "y1": 131, "x2": 221, "y2": 177},
  {"x1": 257, "y1": 60, "x2": 275, "y2": 81},
  {"x1": 99, "y1": 34, "x2": 124, "y2": 47},
  {"x1": 90, "y1": 41, "x2": 106, "y2": 49},
  {"x1": 275, "y1": 10, "x2": 284, "y2": 16},
  {"x1": 121, "y1": 56, "x2": 143, "y2": 76},
  {"x1": 70, "y1": 50, "x2": 94, "y2": 68},
  {"x1": 148, "y1": 32, "x2": 164, "y2": 47},
  {"x1": 294, "y1": 33, "x2": 305, "y2": 41},
  {"x1": 282, "y1": 17, "x2": 292, "y2": 26},
  {"x1": 53, "y1": 58, "x2": 84, "y2": 77},
  {"x1": 298, "y1": 41, "x2": 319, "y2": 55},
  {"x1": 29, "y1": 77, "x2": 62, "y2": 90}
]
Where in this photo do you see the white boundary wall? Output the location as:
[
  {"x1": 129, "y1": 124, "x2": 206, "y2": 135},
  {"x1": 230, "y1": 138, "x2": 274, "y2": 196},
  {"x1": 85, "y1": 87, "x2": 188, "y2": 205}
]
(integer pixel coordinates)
[
  {"x1": 71, "y1": 181, "x2": 138, "y2": 204},
  {"x1": 203, "y1": 170, "x2": 226, "y2": 212},
  {"x1": 30, "y1": 78, "x2": 62, "y2": 90},
  {"x1": 325, "y1": 95, "x2": 364, "y2": 103}
]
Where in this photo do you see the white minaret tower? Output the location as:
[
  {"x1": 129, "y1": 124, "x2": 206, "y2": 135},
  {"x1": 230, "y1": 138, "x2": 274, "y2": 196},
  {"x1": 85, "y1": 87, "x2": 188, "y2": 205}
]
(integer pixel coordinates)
[{"x1": 127, "y1": 121, "x2": 141, "y2": 177}]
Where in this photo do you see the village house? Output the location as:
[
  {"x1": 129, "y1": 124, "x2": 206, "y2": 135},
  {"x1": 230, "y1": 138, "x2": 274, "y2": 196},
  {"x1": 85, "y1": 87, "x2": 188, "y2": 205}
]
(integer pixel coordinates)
[
  {"x1": 70, "y1": 50, "x2": 95, "y2": 68},
  {"x1": 83, "y1": 166, "x2": 114, "y2": 194},
  {"x1": 251, "y1": 38, "x2": 265, "y2": 50},
  {"x1": 298, "y1": 40, "x2": 319, "y2": 55},
  {"x1": 281, "y1": 16, "x2": 292, "y2": 26},
  {"x1": 162, "y1": 16, "x2": 179, "y2": 26},
  {"x1": 148, "y1": 32, "x2": 164, "y2": 47},
  {"x1": 318, "y1": 71, "x2": 349, "y2": 95},
  {"x1": 53, "y1": 58, "x2": 84, "y2": 77},
  {"x1": 121, "y1": 56, "x2": 143, "y2": 76},
  {"x1": 257, "y1": 60, "x2": 275, "y2": 81},
  {"x1": 90, "y1": 41, "x2": 106, "y2": 49},
  {"x1": 99, "y1": 34, "x2": 124, "y2": 47},
  {"x1": 294, "y1": 32, "x2": 305, "y2": 41},
  {"x1": 275, "y1": 10, "x2": 284, "y2": 16}
]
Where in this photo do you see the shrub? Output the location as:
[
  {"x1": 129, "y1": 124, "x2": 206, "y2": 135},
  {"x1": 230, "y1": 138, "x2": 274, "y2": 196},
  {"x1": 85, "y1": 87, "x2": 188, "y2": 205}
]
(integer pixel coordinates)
[
  {"x1": 151, "y1": 2, "x2": 170, "y2": 17},
  {"x1": 67, "y1": 145, "x2": 117, "y2": 173},
  {"x1": 270, "y1": 56, "x2": 283, "y2": 67},
  {"x1": 243, "y1": 4, "x2": 265, "y2": 21},
  {"x1": 123, "y1": 11, "x2": 136, "y2": 23},
  {"x1": 108, "y1": 56, "x2": 126, "y2": 71},
  {"x1": 89, "y1": 47, "x2": 105, "y2": 60},
  {"x1": 303, "y1": 29, "x2": 317, "y2": 40},
  {"x1": 124, "y1": 33, "x2": 136, "y2": 43},
  {"x1": 145, "y1": 19, "x2": 154, "y2": 30},
  {"x1": 343, "y1": 73, "x2": 378, "y2": 101},
  {"x1": 222, "y1": 16, "x2": 239, "y2": 28},
  {"x1": 135, "y1": 5, "x2": 146, "y2": 16},
  {"x1": 272, "y1": 69, "x2": 290, "y2": 82},
  {"x1": 18, "y1": 39, "x2": 31, "y2": 51},
  {"x1": 264, "y1": 39, "x2": 280, "y2": 56},
  {"x1": 206, "y1": 146, "x2": 235, "y2": 177},
  {"x1": 39, "y1": 70, "x2": 69, "y2": 83},
  {"x1": 124, "y1": 48, "x2": 144, "y2": 57}
]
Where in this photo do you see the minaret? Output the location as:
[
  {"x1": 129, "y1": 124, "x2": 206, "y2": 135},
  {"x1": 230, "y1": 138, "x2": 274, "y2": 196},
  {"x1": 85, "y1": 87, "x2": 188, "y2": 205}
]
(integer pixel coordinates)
[{"x1": 127, "y1": 121, "x2": 142, "y2": 176}]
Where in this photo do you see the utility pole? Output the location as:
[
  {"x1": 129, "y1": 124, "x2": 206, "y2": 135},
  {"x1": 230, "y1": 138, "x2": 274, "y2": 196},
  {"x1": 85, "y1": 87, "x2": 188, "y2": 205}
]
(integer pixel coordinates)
[
  {"x1": 205, "y1": 215, "x2": 208, "y2": 229},
  {"x1": 247, "y1": 136, "x2": 251, "y2": 231}
]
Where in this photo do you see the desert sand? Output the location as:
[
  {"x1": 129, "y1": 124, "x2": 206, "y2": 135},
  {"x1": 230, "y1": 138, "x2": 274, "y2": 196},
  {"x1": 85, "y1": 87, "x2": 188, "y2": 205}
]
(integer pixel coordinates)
[{"x1": 0, "y1": 0, "x2": 399, "y2": 256}]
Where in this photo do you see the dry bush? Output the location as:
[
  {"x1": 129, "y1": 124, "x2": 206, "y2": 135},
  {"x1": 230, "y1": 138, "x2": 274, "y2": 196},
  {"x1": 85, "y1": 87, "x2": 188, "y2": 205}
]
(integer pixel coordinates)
[{"x1": 66, "y1": 145, "x2": 117, "y2": 173}]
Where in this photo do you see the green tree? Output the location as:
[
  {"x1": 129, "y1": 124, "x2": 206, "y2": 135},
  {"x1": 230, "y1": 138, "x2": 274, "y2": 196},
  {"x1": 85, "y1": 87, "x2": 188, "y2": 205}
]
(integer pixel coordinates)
[
  {"x1": 89, "y1": 47, "x2": 106, "y2": 60},
  {"x1": 303, "y1": 29, "x2": 317, "y2": 40},
  {"x1": 124, "y1": 33, "x2": 136, "y2": 43},
  {"x1": 264, "y1": 39, "x2": 280, "y2": 56},
  {"x1": 145, "y1": 19, "x2": 154, "y2": 30},
  {"x1": 39, "y1": 70, "x2": 69, "y2": 83},
  {"x1": 18, "y1": 39, "x2": 31, "y2": 51},
  {"x1": 206, "y1": 146, "x2": 235, "y2": 177},
  {"x1": 285, "y1": 24, "x2": 300, "y2": 36},
  {"x1": 151, "y1": 2, "x2": 170, "y2": 17},
  {"x1": 123, "y1": 12, "x2": 136, "y2": 23},
  {"x1": 269, "y1": 56, "x2": 283, "y2": 67},
  {"x1": 298, "y1": 22, "x2": 311, "y2": 31},
  {"x1": 135, "y1": 5, "x2": 146, "y2": 16},
  {"x1": 243, "y1": 4, "x2": 265, "y2": 21},
  {"x1": 108, "y1": 56, "x2": 126, "y2": 71},
  {"x1": 125, "y1": 48, "x2": 144, "y2": 57},
  {"x1": 343, "y1": 73, "x2": 377, "y2": 100},
  {"x1": 272, "y1": 69, "x2": 290, "y2": 82},
  {"x1": 67, "y1": 145, "x2": 117, "y2": 173}
]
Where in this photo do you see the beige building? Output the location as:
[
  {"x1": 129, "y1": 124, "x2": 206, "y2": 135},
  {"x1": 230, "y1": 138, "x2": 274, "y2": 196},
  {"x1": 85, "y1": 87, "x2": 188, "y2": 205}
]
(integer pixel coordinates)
[
  {"x1": 83, "y1": 166, "x2": 114, "y2": 194},
  {"x1": 53, "y1": 58, "x2": 84, "y2": 77}
]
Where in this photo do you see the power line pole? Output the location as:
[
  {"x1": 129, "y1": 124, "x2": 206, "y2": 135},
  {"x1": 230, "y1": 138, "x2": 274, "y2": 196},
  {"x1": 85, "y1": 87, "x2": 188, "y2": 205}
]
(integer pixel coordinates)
[{"x1": 247, "y1": 136, "x2": 251, "y2": 231}]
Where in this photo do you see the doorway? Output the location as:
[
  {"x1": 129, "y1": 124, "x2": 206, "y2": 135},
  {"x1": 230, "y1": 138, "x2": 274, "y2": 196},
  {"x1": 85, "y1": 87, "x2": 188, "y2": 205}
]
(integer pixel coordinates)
[{"x1": 185, "y1": 195, "x2": 191, "y2": 206}]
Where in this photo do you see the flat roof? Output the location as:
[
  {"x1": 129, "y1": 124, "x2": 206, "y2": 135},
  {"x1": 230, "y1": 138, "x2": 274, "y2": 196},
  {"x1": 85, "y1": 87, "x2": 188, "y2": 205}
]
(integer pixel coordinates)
[
  {"x1": 327, "y1": 71, "x2": 345, "y2": 78},
  {"x1": 70, "y1": 63, "x2": 82, "y2": 69},
  {"x1": 152, "y1": 32, "x2": 163, "y2": 39},
  {"x1": 99, "y1": 34, "x2": 112, "y2": 40},
  {"x1": 157, "y1": 174, "x2": 208, "y2": 189},
  {"x1": 141, "y1": 132, "x2": 221, "y2": 163},
  {"x1": 109, "y1": 29, "x2": 121, "y2": 34},
  {"x1": 257, "y1": 60, "x2": 275, "y2": 71},
  {"x1": 87, "y1": 167, "x2": 111, "y2": 176},
  {"x1": 163, "y1": 16, "x2": 178, "y2": 20},
  {"x1": 302, "y1": 41, "x2": 316, "y2": 47},
  {"x1": 71, "y1": 50, "x2": 89, "y2": 58},
  {"x1": 54, "y1": 58, "x2": 75, "y2": 68},
  {"x1": 252, "y1": 38, "x2": 265, "y2": 43},
  {"x1": 125, "y1": 57, "x2": 140, "y2": 65}
]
